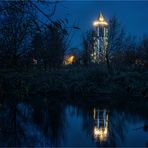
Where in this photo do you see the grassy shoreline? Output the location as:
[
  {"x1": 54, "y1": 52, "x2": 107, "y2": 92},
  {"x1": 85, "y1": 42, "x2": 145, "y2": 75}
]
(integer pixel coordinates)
[{"x1": 0, "y1": 66, "x2": 147, "y2": 105}]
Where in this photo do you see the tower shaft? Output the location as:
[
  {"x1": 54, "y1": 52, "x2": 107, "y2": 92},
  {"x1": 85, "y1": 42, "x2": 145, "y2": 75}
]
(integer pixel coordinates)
[{"x1": 92, "y1": 12, "x2": 108, "y2": 63}]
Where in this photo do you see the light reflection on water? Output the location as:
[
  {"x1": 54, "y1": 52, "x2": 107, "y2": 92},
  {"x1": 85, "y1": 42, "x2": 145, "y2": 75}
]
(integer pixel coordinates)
[
  {"x1": 0, "y1": 102, "x2": 147, "y2": 147},
  {"x1": 93, "y1": 109, "x2": 109, "y2": 143}
]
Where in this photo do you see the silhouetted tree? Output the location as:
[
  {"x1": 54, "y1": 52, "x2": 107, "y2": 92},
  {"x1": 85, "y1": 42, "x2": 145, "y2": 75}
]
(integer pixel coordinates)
[
  {"x1": 31, "y1": 23, "x2": 68, "y2": 70},
  {"x1": 43, "y1": 24, "x2": 67, "y2": 69},
  {"x1": 82, "y1": 30, "x2": 96, "y2": 65},
  {"x1": 137, "y1": 35, "x2": 148, "y2": 67},
  {"x1": 0, "y1": 1, "x2": 63, "y2": 69},
  {"x1": 106, "y1": 16, "x2": 126, "y2": 71},
  {"x1": 111, "y1": 34, "x2": 137, "y2": 69},
  {"x1": 31, "y1": 31, "x2": 44, "y2": 68},
  {"x1": 0, "y1": 1, "x2": 36, "y2": 68}
]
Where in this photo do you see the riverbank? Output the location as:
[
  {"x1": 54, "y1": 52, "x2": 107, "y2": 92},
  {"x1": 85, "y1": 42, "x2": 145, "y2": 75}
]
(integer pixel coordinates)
[{"x1": 0, "y1": 66, "x2": 148, "y2": 105}]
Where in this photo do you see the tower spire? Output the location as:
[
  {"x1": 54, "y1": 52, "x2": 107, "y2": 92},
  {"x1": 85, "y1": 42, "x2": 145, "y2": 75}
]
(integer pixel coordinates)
[
  {"x1": 100, "y1": 11, "x2": 102, "y2": 17},
  {"x1": 98, "y1": 11, "x2": 104, "y2": 22}
]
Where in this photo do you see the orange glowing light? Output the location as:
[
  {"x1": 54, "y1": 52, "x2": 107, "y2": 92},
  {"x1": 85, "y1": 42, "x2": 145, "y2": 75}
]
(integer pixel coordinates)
[{"x1": 64, "y1": 55, "x2": 75, "y2": 65}]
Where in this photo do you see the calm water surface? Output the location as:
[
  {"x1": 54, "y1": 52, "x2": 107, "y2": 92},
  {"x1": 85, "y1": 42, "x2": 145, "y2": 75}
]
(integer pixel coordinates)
[{"x1": 0, "y1": 101, "x2": 148, "y2": 147}]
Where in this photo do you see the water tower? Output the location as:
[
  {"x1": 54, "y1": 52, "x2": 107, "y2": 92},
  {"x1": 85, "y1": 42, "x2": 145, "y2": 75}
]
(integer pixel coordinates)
[{"x1": 92, "y1": 12, "x2": 108, "y2": 63}]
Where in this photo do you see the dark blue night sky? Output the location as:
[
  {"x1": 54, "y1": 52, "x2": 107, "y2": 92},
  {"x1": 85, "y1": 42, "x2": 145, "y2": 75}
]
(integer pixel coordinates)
[{"x1": 52, "y1": 1, "x2": 148, "y2": 49}]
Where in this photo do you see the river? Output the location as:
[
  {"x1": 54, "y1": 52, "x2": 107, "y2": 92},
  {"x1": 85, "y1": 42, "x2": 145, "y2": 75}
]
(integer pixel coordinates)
[{"x1": 0, "y1": 100, "x2": 147, "y2": 147}]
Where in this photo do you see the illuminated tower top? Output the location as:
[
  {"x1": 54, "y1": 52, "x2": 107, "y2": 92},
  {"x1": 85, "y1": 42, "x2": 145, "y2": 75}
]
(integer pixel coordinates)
[{"x1": 93, "y1": 12, "x2": 108, "y2": 27}]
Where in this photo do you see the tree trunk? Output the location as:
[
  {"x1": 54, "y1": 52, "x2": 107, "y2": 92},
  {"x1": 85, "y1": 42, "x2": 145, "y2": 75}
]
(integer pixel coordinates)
[{"x1": 106, "y1": 54, "x2": 112, "y2": 74}]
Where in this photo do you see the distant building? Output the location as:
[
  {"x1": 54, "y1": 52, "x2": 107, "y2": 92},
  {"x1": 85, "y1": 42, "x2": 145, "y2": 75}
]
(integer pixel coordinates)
[{"x1": 92, "y1": 12, "x2": 108, "y2": 63}]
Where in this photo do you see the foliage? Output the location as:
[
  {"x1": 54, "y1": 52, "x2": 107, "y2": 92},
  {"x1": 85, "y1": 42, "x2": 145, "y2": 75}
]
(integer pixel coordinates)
[
  {"x1": 82, "y1": 30, "x2": 96, "y2": 65},
  {"x1": 0, "y1": 1, "x2": 71, "y2": 70},
  {"x1": 0, "y1": 1, "x2": 35, "y2": 68}
]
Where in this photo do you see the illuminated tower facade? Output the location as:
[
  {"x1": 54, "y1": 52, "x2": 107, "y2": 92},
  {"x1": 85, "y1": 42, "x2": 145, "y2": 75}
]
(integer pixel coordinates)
[{"x1": 92, "y1": 12, "x2": 108, "y2": 63}]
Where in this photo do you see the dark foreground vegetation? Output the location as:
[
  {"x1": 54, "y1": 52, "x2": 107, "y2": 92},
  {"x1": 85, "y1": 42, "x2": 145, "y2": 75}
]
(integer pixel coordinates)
[{"x1": 0, "y1": 65, "x2": 147, "y2": 105}]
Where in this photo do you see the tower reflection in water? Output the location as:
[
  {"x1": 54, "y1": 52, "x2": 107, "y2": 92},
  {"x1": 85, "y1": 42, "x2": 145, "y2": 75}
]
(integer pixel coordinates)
[{"x1": 93, "y1": 108, "x2": 109, "y2": 143}]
